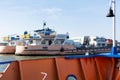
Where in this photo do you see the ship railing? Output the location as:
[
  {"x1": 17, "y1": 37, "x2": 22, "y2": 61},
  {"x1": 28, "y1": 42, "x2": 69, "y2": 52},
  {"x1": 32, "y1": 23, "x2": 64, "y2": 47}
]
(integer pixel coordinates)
[{"x1": 75, "y1": 46, "x2": 120, "y2": 54}]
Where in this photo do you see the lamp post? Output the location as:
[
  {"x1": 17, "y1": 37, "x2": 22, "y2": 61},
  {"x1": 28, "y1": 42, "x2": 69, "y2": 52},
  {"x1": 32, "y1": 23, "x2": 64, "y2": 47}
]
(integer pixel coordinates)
[{"x1": 106, "y1": 0, "x2": 117, "y2": 54}]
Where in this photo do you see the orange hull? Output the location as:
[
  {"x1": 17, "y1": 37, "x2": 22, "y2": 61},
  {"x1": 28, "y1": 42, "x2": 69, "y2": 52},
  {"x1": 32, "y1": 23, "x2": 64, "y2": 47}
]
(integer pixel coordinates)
[
  {"x1": 0, "y1": 57, "x2": 120, "y2": 80},
  {"x1": 0, "y1": 46, "x2": 15, "y2": 54}
]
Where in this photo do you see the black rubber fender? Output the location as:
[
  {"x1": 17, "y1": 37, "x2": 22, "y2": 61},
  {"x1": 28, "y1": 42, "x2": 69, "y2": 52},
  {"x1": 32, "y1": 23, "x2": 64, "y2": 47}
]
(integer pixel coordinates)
[{"x1": 60, "y1": 47, "x2": 64, "y2": 52}]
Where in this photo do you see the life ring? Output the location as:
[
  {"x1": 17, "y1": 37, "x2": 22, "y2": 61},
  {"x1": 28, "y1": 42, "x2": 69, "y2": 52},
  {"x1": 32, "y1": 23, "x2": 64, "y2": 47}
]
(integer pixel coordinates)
[{"x1": 60, "y1": 47, "x2": 64, "y2": 52}]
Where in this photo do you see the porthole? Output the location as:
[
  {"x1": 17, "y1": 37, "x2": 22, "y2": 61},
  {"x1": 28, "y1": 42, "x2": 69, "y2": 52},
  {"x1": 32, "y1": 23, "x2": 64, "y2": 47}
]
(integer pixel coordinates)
[{"x1": 66, "y1": 74, "x2": 77, "y2": 80}]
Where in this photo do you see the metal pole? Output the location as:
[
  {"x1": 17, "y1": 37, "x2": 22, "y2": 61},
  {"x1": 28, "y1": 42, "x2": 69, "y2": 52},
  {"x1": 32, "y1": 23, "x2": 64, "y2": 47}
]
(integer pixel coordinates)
[
  {"x1": 111, "y1": 0, "x2": 117, "y2": 54},
  {"x1": 112, "y1": 0, "x2": 116, "y2": 47}
]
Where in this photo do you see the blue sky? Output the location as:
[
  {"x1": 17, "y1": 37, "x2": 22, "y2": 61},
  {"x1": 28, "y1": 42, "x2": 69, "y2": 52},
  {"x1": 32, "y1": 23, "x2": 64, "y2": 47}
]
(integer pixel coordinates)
[{"x1": 0, "y1": 0, "x2": 120, "y2": 40}]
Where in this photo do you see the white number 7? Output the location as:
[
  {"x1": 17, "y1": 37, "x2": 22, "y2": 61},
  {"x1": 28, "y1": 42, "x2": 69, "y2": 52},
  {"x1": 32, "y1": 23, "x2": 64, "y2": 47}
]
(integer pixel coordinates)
[{"x1": 41, "y1": 72, "x2": 47, "y2": 80}]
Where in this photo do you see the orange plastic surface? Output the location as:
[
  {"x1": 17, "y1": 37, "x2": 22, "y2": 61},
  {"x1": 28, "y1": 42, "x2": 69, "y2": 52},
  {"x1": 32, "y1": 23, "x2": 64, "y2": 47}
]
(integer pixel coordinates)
[
  {"x1": 80, "y1": 58, "x2": 99, "y2": 80},
  {"x1": 18, "y1": 58, "x2": 58, "y2": 80},
  {"x1": 0, "y1": 62, "x2": 20, "y2": 80},
  {"x1": 55, "y1": 58, "x2": 85, "y2": 80},
  {"x1": 1, "y1": 57, "x2": 120, "y2": 80}
]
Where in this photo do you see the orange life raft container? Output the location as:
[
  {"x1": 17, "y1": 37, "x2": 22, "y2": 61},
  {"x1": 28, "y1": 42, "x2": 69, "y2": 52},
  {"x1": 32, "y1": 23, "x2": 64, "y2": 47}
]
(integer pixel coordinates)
[{"x1": 0, "y1": 55, "x2": 120, "y2": 80}]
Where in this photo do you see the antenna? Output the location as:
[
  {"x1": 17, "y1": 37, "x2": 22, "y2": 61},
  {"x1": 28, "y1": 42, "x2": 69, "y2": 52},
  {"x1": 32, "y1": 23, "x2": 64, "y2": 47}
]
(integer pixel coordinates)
[{"x1": 42, "y1": 20, "x2": 46, "y2": 29}]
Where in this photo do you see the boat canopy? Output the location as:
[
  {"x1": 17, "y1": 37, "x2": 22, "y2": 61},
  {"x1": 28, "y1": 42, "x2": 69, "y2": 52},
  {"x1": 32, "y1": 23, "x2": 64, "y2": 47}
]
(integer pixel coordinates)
[{"x1": 34, "y1": 27, "x2": 56, "y2": 36}]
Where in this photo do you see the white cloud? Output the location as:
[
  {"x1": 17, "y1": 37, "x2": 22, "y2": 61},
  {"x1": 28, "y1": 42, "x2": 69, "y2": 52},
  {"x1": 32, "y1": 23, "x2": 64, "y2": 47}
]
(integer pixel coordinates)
[{"x1": 42, "y1": 8, "x2": 62, "y2": 16}]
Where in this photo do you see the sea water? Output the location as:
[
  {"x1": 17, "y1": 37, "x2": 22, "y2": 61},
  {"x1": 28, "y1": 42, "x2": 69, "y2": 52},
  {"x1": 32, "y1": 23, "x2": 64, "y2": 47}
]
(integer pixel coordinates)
[{"x1": 0, "y1": 54, "x2": 15, "y2": 73}]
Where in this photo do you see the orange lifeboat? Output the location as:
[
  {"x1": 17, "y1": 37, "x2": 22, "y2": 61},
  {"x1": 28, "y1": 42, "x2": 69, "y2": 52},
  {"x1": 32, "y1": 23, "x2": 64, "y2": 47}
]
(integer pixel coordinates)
[{"x1": 0, "y1": 54, "x2": 120, "y2": 80}]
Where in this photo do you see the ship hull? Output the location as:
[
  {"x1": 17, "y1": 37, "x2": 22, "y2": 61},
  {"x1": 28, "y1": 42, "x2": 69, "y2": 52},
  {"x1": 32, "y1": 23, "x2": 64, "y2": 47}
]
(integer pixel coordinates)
[
  {"x1": 0, "y1": 46, "x2": 15, "y2": 54},
  {"x1": 15, "y1": 45, "x2": 76, "y2": 55}
]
